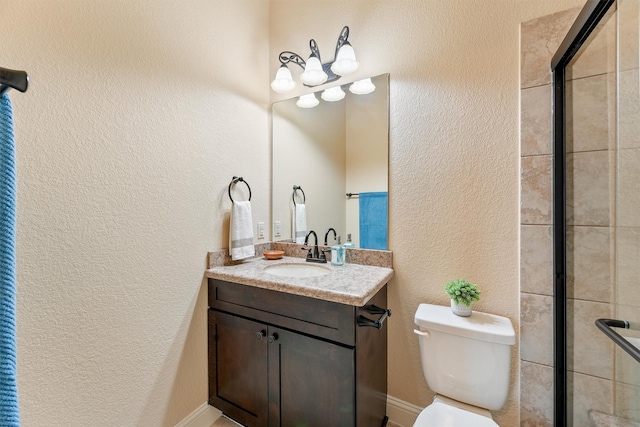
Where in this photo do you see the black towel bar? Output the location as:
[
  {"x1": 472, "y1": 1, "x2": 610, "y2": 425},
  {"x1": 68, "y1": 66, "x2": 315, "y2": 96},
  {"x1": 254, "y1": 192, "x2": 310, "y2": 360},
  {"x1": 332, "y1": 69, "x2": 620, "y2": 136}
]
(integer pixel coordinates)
[
  {"x1": 346, "y1": 192, "x2": 360, "y2": 198},
  {"x1": 0, "y1": 66, "x2": 29, "y2": 95},
  {"x1": 357, "y1": 305, "x2": 391, "y2": 329},
  {"x1": 595, "y1": 318, "x2": 640, "y2": 364},
  {"x1": 292, "y1": 185, "x2": 305, "y2": 205},
  {"x1": 228, "y1": 176, "x2": 251, "y2": 203}
]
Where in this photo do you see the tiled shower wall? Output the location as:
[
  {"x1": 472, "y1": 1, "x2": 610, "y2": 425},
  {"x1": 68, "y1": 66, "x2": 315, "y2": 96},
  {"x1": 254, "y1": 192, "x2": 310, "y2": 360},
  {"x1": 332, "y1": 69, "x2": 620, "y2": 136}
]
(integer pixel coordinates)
[
  {"x1": 519, "y1": 7, "x2": 579, "y2": 426},
  {"x1": 521, "y1": 3, "x2": 640, "y2": 426}
]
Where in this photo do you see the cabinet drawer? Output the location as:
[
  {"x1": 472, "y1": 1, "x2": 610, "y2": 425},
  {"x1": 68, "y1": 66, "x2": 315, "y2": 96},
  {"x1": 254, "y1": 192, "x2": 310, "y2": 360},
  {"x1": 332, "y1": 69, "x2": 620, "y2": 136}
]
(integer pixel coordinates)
[{"x1": 209, "y1": 279, "x2": 356, "y2": 346}]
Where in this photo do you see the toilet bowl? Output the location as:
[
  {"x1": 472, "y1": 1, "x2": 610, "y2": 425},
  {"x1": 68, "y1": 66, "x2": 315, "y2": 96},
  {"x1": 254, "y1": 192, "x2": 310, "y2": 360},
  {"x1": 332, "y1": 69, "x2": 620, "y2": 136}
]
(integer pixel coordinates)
[
  {"x1": 413, "y1": 395, "x2": 498, "y2": 427},
  {"x1": 413, "y1": 304, "x2": 516, "y2": 427}
]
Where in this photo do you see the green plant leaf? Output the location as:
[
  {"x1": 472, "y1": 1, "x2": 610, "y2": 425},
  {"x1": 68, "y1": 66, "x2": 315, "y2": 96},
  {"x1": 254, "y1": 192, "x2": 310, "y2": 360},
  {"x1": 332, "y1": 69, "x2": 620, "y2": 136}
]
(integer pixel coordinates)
[{"x1": 445, "y1": 279, "x2": 481, "y2": 305}]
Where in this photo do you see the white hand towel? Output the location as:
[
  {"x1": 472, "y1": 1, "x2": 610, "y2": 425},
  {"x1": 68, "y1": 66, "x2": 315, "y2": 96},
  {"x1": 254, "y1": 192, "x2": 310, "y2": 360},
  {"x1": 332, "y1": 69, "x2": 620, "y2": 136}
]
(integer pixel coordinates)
[
  {"x1": 294, "y1": 204, "x2": 307, "y2": 244},
  {"x1": 230, "y1": 201, "x2": 255, "y2": 261}
]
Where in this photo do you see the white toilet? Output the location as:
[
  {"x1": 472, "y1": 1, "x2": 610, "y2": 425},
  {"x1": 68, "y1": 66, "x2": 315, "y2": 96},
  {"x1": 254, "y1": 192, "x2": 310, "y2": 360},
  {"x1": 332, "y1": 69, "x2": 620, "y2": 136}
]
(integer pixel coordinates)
[{"x1": 413, "y1": 303, "x2": 516, "y2": 426}]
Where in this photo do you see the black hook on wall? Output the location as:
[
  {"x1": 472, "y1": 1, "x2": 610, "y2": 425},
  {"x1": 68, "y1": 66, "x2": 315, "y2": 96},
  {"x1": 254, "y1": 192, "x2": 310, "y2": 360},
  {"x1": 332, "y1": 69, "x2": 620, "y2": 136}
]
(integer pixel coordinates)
[{"x1": 228, "y1": 176, "x2": 251, "y2": 203}]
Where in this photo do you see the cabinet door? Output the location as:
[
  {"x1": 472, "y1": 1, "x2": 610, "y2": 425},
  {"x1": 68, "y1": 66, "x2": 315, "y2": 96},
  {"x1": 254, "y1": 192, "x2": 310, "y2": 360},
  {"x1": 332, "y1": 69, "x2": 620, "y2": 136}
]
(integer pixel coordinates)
[
  {"x1": 268, "y1": 327, "x2": 355, "y2": 427},
  {"x1": 209, "y1": 310, "x2": 268, "y2": 427}
]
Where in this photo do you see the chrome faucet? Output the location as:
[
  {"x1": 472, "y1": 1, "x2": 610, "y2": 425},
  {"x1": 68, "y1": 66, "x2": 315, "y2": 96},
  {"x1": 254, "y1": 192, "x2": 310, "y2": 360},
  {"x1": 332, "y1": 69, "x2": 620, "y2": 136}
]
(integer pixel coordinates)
[{"x1": 301, "y1": 230, "x2": 327, "y2": 263}]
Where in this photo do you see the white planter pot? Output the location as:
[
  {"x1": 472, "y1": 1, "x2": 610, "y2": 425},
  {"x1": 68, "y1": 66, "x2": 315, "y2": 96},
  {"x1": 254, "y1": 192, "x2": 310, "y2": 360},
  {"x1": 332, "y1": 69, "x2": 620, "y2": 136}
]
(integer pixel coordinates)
[{"x1": 451, "y1": 300, "x2": 472, "y2": 317}]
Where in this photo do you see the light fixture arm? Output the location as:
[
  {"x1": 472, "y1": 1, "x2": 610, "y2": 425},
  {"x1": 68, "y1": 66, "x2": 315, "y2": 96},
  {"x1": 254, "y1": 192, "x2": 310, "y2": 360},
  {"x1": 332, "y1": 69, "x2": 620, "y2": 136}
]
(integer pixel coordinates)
[
  {"x1": 310, "y1": 39, "x2": 322, "y2": 63},
  {"x1": 278, "y1": 37, "x2": 324, "y2": 70},
  {"x1": 278, "y1": 51, "x2": 306, "y2": 69},
  {"x1": 333, "y1": 26, "x2": 350, "y2": 58}
]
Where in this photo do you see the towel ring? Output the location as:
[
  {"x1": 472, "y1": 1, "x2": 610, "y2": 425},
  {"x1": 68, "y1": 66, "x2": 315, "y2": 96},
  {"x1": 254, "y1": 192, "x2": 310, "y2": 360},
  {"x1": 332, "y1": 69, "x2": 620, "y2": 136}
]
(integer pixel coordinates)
[
  {"x1": 292, "y1": 185, "x2": 306, "y2": 206},
  {"x1": 228, "y1": 176, "x2": 252, "y2": 203}
]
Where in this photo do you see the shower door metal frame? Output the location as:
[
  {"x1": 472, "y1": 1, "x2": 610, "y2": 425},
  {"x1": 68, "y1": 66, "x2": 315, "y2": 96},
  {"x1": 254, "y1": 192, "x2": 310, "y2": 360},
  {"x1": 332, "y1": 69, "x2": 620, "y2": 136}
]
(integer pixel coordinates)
[{"x1": 550, "y1": 0, "x2": 615, "y2": 425}]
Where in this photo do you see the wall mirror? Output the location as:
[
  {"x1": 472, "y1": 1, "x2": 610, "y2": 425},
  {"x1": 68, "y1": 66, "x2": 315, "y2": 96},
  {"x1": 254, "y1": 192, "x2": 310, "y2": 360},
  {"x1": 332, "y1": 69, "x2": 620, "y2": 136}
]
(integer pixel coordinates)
[{"x1": 272, "y1": 73, "x2": 389, "y2": 249}]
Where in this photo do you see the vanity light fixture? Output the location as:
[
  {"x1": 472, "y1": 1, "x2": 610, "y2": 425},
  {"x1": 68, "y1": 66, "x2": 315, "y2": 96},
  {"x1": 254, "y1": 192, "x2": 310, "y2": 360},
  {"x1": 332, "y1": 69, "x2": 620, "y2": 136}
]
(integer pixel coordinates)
[
  {"x1": 296, "y1": 93, "x2": 320, "y2": 108},
  {"x1": 271, "y1": 26, "x2": 359, "y2": 94},
  {"x1": 349, "y1": 78, "x2": 376, "y2": 95},
  {"x1": 321, "y1": 86, "x2": 346, "y2": 102}
]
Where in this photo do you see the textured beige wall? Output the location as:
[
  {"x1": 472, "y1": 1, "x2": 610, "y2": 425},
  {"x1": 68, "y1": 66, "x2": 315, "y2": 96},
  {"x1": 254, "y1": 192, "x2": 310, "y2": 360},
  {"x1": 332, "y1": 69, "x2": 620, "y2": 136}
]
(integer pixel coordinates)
[
  {"x1": 2, "y1": 0, "x2": 269, "y2": 425},
  {"x1": 269, "y1": 1, "x2": 585, "y2": 425}
]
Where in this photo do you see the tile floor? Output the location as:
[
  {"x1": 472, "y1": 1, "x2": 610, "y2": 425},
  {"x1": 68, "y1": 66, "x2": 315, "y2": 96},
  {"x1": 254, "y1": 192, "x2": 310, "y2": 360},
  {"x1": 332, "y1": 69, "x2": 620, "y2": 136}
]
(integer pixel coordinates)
[{"x1": 210, "y1": 416, "x2": 243, "y2": 427}]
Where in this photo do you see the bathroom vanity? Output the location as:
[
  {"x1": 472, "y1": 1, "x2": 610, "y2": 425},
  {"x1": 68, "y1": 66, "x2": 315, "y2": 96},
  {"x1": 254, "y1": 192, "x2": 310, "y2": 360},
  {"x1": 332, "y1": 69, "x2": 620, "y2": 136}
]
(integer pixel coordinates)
[{"x1": 206, "y1": 256, "x2": 393, "y2": 427}]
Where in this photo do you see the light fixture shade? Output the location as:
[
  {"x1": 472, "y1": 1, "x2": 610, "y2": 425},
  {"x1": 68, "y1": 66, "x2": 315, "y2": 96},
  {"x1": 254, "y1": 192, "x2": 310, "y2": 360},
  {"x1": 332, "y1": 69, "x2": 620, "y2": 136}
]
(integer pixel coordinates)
[
  {"x1": 330, "y1": 43, "x2": 359, "y2": 75},
  {"x1": 349, "y1": 78, "x2": 375, "y2": 95},
  {"x1": 296, "y1": 93, "x2": 320, "y2": 108},
  {"x1": 300, "y1": 55, "x2": 328, "y2": 86},
  {"x1": 271, "y1": 65, "x2": 297, "y2": 93},
  {"x1": 321, "y1": 86, "x2": 346, "y2": 102}
]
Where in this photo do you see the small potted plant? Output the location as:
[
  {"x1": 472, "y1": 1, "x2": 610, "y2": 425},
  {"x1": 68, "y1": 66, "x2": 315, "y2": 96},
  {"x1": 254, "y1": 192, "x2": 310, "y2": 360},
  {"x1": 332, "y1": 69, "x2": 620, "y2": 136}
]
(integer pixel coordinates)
[{"x1": 445, "y1": 279, "x2": 481, "y2": 317}]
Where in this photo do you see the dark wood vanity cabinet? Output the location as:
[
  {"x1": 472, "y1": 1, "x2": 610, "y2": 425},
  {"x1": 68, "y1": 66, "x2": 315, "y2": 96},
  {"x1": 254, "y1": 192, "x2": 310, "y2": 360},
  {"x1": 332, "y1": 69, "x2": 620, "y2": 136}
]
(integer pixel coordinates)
[{"x1": 208, "y1": 278, "x2": 388, "y2": 427}]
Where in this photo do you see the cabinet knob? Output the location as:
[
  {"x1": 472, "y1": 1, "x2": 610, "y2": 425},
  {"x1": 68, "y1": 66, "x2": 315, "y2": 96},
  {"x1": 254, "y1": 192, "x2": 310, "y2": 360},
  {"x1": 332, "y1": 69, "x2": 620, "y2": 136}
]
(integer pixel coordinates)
[
  {"x1": 256, "y1": 330, "x2": 266, "y2": 341},
  {"x1": 268, "y1": 333, "x2": 279, "y2": 343}
]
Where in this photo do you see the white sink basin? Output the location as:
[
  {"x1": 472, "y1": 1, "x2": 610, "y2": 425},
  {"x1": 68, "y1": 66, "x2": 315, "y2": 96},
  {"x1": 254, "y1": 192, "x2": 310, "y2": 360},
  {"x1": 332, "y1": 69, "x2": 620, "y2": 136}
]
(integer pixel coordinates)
[{"x1": 264, "y1": 263, "x2": 331, "y2": 278}]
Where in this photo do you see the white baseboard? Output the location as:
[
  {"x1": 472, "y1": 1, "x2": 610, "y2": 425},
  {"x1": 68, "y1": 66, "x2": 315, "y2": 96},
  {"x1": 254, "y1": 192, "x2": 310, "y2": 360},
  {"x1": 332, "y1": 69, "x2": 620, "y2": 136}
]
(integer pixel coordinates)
[
  {"x1": 175, "y1": 402, "x2": 222, "y2": 427},
  {"x1": 177, "y1": 397, "x2": 420, "y2": 427},
  {"x1": 386, "y1": 395, "x2": 423, "y2": 427}
]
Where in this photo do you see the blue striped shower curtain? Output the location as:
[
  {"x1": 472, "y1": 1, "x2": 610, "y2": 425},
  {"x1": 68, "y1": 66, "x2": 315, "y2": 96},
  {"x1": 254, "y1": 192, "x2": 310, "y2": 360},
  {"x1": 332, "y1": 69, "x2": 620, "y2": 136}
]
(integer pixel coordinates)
[{"x1": 0, "y1": 93, "x2": 20, "y2": 426}]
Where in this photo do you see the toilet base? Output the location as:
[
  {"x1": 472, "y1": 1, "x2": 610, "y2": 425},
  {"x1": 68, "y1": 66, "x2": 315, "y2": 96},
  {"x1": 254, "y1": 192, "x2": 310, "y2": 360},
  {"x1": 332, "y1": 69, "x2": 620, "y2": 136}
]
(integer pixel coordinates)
[{"x1": 413, "y1": 395, "x2": 498, "y2": 427}]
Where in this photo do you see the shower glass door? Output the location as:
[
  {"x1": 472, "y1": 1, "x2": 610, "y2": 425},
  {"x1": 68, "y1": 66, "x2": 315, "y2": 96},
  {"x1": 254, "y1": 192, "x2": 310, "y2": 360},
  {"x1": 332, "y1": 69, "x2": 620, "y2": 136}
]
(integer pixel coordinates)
[
  {"x1": 612, "y1": 0, "x2": 640, "y2": 423},
  {"x1": 556, "y1": 0, "x2": 640, "y2": 425}
]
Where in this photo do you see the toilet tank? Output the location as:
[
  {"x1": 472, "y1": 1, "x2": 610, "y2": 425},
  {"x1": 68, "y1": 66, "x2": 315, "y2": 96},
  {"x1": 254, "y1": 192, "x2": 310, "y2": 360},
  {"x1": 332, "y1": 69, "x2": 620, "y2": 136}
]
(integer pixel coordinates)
[{"x1": 414, "y1": 304, "x2": 516, "y2": 411}]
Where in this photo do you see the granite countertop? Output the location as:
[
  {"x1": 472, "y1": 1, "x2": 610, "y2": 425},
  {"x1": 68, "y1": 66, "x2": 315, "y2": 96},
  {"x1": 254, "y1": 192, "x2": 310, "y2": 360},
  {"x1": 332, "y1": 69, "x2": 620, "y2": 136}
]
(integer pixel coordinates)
[{"x1": 205, "y1": 256, "x2": 394, "y2": 307}]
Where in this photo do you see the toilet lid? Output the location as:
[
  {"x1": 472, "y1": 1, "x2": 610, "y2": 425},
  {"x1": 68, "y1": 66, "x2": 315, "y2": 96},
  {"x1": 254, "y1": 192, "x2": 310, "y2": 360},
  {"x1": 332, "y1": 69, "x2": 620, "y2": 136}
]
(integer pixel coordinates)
[{"x1": 414, "y1": 400, "x2": 499, "y2": 427}]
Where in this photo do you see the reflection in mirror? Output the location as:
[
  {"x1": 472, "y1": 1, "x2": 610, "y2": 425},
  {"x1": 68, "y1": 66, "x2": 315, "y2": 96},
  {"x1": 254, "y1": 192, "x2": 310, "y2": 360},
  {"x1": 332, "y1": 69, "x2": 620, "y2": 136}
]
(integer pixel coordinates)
[{"x1": 272, "y1": 74, "x2": 389, "y2": 249}]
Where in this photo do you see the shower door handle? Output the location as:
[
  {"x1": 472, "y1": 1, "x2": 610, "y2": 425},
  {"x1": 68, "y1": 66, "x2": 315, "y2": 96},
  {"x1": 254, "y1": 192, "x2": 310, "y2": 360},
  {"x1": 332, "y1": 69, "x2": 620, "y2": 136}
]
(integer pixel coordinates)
[{"x1": 595, "y1": 318, "x2": 640, "y2": 363}]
